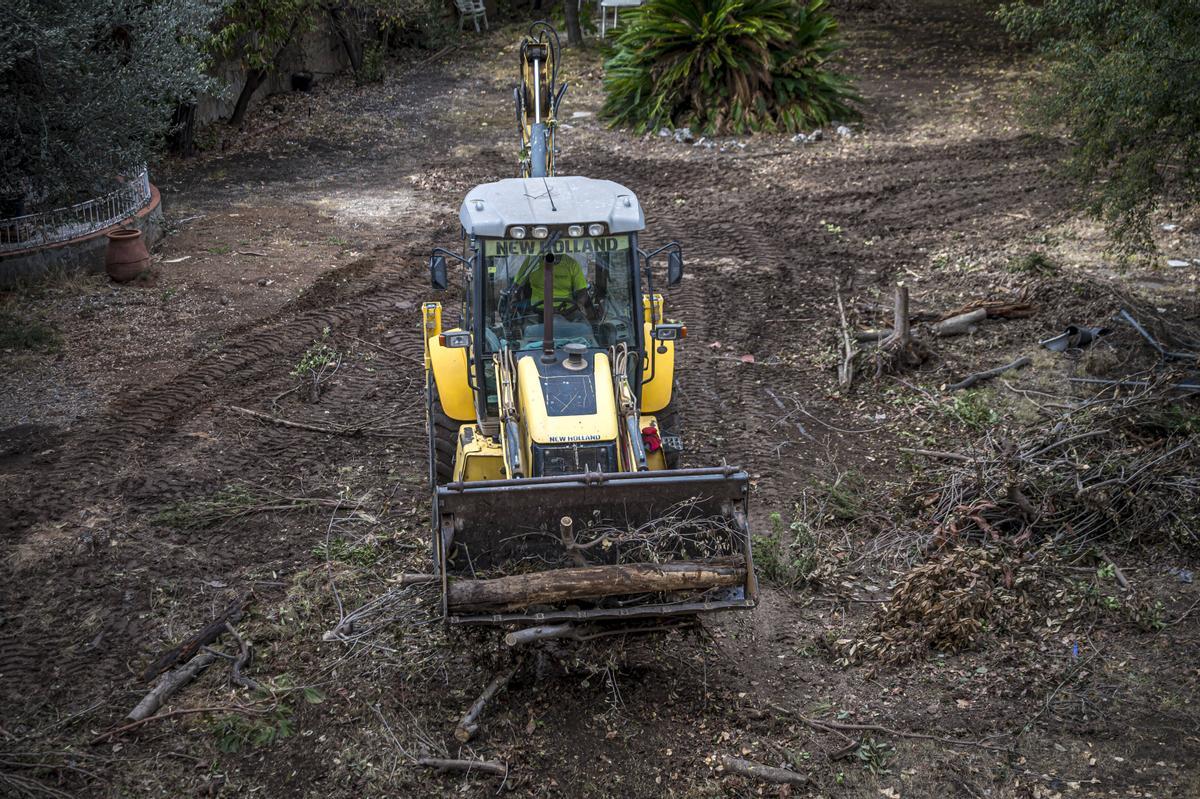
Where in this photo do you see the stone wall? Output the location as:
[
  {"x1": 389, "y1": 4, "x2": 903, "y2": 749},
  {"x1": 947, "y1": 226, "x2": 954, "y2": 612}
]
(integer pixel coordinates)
[{"x1": 196, "y1": 22, "x2": 353, "y2": 126}]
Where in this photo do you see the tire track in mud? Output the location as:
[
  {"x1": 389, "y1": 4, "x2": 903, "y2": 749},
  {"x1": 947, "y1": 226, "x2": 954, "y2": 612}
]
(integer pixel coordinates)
[{"x1": 2, "y1": 263, "x2": 430, "y2": 534}]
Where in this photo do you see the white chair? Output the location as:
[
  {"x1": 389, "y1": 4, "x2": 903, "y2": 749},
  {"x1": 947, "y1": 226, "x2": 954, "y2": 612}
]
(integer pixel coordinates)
[
  {"x1": 455, "y1": 0, "x2": 488, "y2": 32},
  {"x1": 599, "y1": 0, "x2": 642, "y2": 37}
]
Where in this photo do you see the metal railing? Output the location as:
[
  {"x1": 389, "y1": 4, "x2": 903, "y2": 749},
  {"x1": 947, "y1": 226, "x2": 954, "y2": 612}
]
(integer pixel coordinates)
[{"x1": 0, "y1": 167, "x2": 153, "y2": 253}]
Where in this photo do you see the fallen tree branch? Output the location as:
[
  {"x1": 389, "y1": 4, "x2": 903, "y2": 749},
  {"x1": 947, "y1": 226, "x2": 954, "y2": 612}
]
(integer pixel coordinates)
[
  {"x1": 141, "y1": 594, "x2": 249, "y2": 681},
  {"x1": 1097, "y1": 549, "x2": 1130, "y2": 590},
  {"x1": 128, "y1": 651, "x2": 220, "y2": 722},
  {"x1": 900, "y1": 447, "x2": 973, "y2": 463},
  {"x1": 228, "y1": 406, "x2": 415, "y2": 438},
  {"x1": 455, "y1": 663, "x2": 519, "y2": 742},
  {"x1": 92, "y1": 702, "x2": 269, "y2": 745},
  {"x1": 947, "y1": 356, "x2": 1032, "y2": 392},
  {"x1": 417, "y1": 757, "x2": 507, "y2": 777},
  {"x1": 720, "y1": 755, "x2": 810, "y2": 786},
  {"x1": 224, "y1": 623, "x2": 260, "y2": 692},
  {"x1": 768, "y1": 703, "x2": 1009, "y2": 752}
]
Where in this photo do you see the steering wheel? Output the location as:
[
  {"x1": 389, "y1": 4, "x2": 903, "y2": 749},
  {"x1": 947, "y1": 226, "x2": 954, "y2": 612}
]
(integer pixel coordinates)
[{"x1": 531, "y1": 294, "x2": 584, "y2": 319}]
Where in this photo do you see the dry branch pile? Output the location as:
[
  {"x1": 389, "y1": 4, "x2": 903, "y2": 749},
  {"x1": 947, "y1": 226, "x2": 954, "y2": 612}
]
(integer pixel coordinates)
[
  {"x1": 840, "y1": 546, "x2": 1057, "y2": 667},
  {"x1": 913, "y1": 379, "x2": 1199, "y2": 553}
]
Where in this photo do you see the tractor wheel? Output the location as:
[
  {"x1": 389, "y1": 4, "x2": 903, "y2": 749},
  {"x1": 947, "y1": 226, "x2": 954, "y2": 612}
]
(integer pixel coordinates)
[
  {"x1": 429, "y1": 381, "x2": 462, "y2": 484},
  {"x1": 656, "y1": 384, "x2": 682, "y2": 470}
]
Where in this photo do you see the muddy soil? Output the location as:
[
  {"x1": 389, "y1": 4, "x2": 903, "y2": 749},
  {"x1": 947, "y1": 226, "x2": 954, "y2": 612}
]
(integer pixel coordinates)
[{"x1": 3, "y1": 2, "x2": 1199, "y2": 797}]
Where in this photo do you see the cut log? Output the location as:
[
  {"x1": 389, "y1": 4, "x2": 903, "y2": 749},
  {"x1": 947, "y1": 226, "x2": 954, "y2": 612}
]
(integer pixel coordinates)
[
  {"x1": 933, "y1": 308, "x2": 987, "y2": 337},
  {"x1": 720, "y1": 755, "x2": 811, "y2": 786},
  {"x1": 447, "y1": 558, "x2": 746, "y2": 612}
]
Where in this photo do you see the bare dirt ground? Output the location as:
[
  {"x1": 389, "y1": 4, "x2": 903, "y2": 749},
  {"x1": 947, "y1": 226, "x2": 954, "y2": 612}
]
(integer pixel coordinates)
[{"x1": 3, "y1": 2, "x2": 1200, "y2": 797}]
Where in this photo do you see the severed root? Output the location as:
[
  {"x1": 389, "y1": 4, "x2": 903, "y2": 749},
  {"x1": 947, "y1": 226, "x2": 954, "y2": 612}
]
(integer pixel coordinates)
[
  {"x1": 455, "y1": 663, "x2": 519, "y2": 742},
  {"x1": 720, "y1": 755, "x2": 811, "y2": 786},
  {"x1": 128, "y1": 650, "x2": 220, "y2": 722},
  {"x1": 418, "y1": 757, "x2": 507, "y2": 777}
]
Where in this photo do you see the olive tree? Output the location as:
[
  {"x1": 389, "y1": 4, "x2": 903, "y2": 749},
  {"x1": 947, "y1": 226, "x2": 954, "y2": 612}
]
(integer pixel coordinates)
[
  {"x1": 0, "y1": 0, "x2": 219, "y2": 213},
  {"x1": 999, "y1": 0, "x2": 1200, "y2": 249}
]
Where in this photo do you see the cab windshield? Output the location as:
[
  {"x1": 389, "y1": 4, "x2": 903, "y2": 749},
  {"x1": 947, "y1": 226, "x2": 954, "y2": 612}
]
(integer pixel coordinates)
[{"x1": 482, "y1": 234, "x2": 636, "y2": 352}]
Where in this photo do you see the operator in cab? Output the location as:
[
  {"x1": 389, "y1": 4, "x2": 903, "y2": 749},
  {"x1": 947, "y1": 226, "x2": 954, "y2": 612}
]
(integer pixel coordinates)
[{"x1": 522, "y1": 253, "x2": 601, "y2": 322}]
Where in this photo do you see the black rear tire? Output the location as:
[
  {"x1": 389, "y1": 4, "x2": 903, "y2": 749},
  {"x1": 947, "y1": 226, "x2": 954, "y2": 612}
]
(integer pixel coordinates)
[
  {"x1": 655, "y1": 382, "x2": 682, "y2": 469},
  {"x1": 429, "y1": 381, "x2": 462, "y2": 484}
]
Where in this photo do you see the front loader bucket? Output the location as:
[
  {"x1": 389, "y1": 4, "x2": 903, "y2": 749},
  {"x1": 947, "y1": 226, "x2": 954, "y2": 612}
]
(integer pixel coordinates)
[{"x1": 434, "y1": 467, "x2": 758, "y2": 624}]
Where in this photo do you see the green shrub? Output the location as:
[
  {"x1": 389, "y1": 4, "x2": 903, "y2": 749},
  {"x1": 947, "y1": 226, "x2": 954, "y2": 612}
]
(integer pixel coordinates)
[
  {"x1": 358, "y1": 41, "x2": 385, "y2": 84},
  {"x1": 998, "y1": 0, "x2": 1200, "y2": 250},
  {"x1": 1008, "y1": 251, "x2": 1057, "y2": 275},
  {"x1": 754, "y1": 509, "x2": 821, "y2": 589},
  {"x1": 944, "y1": 390, "x2": 999, "y2": 432},
  {"x1": 601, "y1": 0, "x2": 858, "y2": 135},
  {"x1": 0, "y1": 311, "x2": 61, "y2": 351}
]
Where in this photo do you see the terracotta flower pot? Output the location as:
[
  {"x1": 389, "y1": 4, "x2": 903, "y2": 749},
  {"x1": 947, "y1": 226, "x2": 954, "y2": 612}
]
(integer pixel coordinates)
[{"x1": 105, "y1": 228, "x2": 150, "y2": 283}]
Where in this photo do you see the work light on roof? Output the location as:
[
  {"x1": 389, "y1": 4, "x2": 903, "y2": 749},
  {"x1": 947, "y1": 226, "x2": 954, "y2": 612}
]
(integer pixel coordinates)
[
  {"x1": 510, "y1": 226, "x2": 526, "y2": 239},
  {"x1": 532, "y1": 226, "x2": 549, "y2": 239},
  {"x1": 567, "y1": 224, "x2": 584, "y2": 237},
  {"x1": 587, "y1": 223, "x2": 605, "y2": 236}
]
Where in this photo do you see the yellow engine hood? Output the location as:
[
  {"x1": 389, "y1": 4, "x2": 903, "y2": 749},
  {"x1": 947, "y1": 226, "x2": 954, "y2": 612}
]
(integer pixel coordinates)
[{"x1": 516, "y1": 351, "x2": 619, "y2": 445}]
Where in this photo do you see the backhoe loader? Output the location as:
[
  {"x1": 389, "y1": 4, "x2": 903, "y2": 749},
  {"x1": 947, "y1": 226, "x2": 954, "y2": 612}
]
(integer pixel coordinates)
[{"x1": 422, "y1": 23, "x2": 757, "y2": 627}]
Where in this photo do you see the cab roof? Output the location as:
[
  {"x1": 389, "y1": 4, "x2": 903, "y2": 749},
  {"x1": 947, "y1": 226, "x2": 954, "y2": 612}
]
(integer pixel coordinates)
[{"x1": 459, "y1": 176, "x2": 645, "y2": 237}]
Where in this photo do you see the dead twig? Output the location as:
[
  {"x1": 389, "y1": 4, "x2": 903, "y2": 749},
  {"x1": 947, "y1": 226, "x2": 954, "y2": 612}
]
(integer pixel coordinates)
[
  {"x1": 946, "y1": 356, "x2": 1032, "y2": 392},
  {"x1": 769, "y1": 703, "x2": 1010, "y2": 753},
  {"x1": 224, "y1": 623, "x2": 260, "y2": 692},
  {"x1": 455, "y1": 663, "x2": 519, "y2": 742},
  {"x1": 835, "y1": 280, "x2": 857, "y2": 389},
  {"x1": 91, "y1": 702, "x2": 270, "y2": 745},
  {"x1": 900, "y1": 447, "x2": 972, "y2": 463},
  {"x1": 228, "y1": 405, "x2": 417, "y2": 438}
]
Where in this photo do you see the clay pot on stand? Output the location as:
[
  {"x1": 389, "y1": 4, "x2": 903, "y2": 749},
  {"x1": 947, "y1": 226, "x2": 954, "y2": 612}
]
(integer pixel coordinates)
[{"x1": 105, "y1": 228, "x2": 150, "y2": 283}]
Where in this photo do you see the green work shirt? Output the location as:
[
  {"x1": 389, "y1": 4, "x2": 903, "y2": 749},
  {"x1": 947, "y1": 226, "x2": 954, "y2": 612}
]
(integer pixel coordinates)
[{"x1": 526, "y1": 257, "x2": 587, "y2": 307}]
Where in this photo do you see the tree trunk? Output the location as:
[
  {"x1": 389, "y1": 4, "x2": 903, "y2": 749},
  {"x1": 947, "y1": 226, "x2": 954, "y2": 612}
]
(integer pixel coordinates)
[
  {"x1": 167, "y1": 102, "x2": 197, "y2": 157},
  {"x1": 229, "y1": 68, "x2": 267, "y2": 128},
  {"x1": 562, "y1": 0, "x2": 584, "y2": 46},
  {"x1": 328, "y1": 5, "x2": 363, "y2": 75},
  {"x1": 447, "y1": 558, "x2": 746, "y2": 611}
]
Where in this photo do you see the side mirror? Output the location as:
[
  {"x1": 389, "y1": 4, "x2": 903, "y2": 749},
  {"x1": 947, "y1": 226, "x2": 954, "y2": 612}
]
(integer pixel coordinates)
[
  {"x1": 666, "y1": 250, "x2": 684, "y2": 286},
  {"x1": 429, "y1": 254, "x2": 448, "y2": 290}
]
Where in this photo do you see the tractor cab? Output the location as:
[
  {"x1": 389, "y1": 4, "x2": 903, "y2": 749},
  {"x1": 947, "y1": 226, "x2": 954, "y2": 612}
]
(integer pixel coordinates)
[{"x1": 429, "y1": 175, "x2": 683, "y2": 434}]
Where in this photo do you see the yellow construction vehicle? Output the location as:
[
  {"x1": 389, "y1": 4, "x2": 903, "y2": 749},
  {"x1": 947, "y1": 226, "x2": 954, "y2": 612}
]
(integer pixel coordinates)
[{"x1": 422, "y1": 23, "x2": 757, "y2": 628}]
